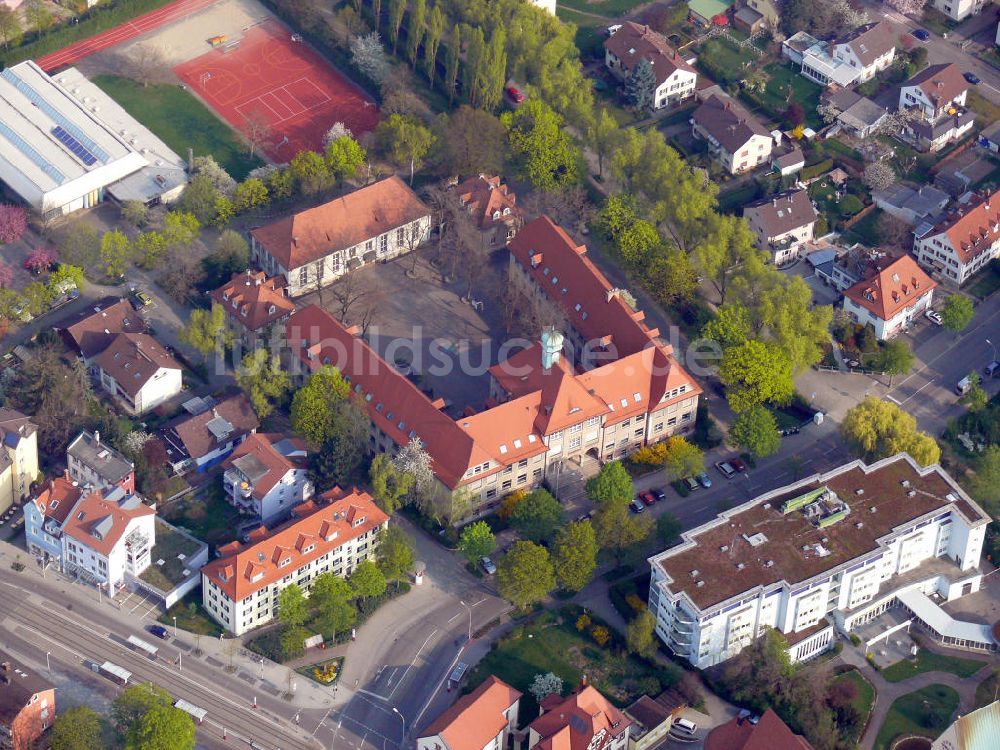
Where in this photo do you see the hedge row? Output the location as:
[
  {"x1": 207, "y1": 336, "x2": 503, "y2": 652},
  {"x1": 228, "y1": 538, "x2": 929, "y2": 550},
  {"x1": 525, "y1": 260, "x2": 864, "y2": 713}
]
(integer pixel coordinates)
[{"x1": 801, "y1": 158, "x2": 834, "y2": 181}]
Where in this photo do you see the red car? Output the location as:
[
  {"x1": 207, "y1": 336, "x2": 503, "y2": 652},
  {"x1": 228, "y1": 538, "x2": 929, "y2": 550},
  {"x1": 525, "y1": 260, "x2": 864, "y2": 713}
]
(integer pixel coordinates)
[
  {"x1": 506, "y1": 85, "x2": 525, "y2": 103},
  {"x1": 731, "y1": 458, "x2": 747, "y2": 473},
  {"x1": 637, "y1": 490, "x2": 656, "y2": 506}
]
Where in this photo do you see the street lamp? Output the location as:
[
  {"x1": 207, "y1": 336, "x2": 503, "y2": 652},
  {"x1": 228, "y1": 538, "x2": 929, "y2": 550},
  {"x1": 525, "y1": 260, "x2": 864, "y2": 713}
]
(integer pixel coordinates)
[
  {"x1": 458, "y1": 600, "x2": 473, "y2": 642},
  {"x1": 392, "y1": 706, "x2": 406, "y2": 745},
  {"x1": 173, "y1": 616, "x2": 178, "y2": 638},
  {"x1": 259, "y1": 657, "x2": 265, "y2": 680},
  {"x1": 45, "y1": 651, "x2": 50, "y2": 671}
]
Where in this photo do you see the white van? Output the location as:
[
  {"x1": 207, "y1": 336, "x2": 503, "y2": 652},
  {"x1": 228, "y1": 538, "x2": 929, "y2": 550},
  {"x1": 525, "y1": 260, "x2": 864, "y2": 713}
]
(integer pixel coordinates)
[
  {"x1": 673, "y1": 717, "x2": 698, "y2": 734},
  {"x1": 956, "y1": 376, "x2": 971, "y2": 395}
]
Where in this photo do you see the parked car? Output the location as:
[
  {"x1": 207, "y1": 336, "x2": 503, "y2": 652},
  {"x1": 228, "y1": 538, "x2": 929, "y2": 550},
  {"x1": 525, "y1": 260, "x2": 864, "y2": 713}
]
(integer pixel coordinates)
[
  {"x1": 925, "y1": 309, "x2": 943, "y2": 325},
  {"x1": 984, "y1": 361, "x2": 1000, "y2": 378},
  {"x1": 629, "y1": 498, "x2": 646, "y2": 513},
  {"x1": 697, "y1": 472, "x2": 712, "y2": 488},
  {"x1": 779, "y1": 426, "x2": 800, "y2": 437},
  {"x1": 480, "y1": 556, "x2": 496, "y2": 575},
  {"x1": 912, "y1": 29, "x2": 930, "y2": 41},
  {"x1": 651, "y1": 488, "x2": 667, "y2": 503},
  {"x1": 684, "y1": 476, "x2": 700, "y2": 492},
  {"x1": 715, "y1": 461, "x2": 737, "y2": 479},
  {"x1": 506, "y1": 85, "x2": 525, "y2": 103},
  {"x1": 129, "y1": 290, "x2": 153, "y2": 310},
  {"x1": 147, "y1": 624, "x2": 169, "y2": 640},
  {"x1": 964, "y1": 71, "x2": 981, "y2": 85},
  {"x1": 731, "y1": 458, "x2": 747, "y2": 473},
  {"x1": 637, "y1": 490, "x2": 656, "y2": 506}
]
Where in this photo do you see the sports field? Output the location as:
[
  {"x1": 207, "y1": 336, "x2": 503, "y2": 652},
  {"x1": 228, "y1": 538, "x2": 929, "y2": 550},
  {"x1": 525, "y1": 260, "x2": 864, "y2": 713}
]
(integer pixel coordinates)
[
  {"x1": 173, "y1": 19, "x2": 379, "y2": 161},
  {"x1": 92, "y1": 75, "x2": 262, "y2": 179}
]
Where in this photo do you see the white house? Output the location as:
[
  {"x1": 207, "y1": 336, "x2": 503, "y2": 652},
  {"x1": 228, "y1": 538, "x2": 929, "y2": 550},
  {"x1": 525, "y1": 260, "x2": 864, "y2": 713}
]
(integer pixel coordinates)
[
  {"x1": 784, "y1": 22, "x2": 895, "y2": 87},
  {"x1": 604, "y1": 22, "x2": 698, "y2": 110},
  {"x1": 66, "y1": 430, "x2": 135, "y2": 494},
  {"x1": 898, "y1": 63, "x2": 974, "y2": 152},
  {"x1": 417, "y1": 676, "x2": 521, "y2": 750},
  {"x1": 692, "y1": 94, "x2": 774, "y2": 175},
  {"x1": 742, "y1": 189, "x2": 818, "y2": 266},
  {"x1": 201, "y1": 486, "x2": 387, "y2": 635},
  {"x1": 913, "y1": 189, "x2": 1000, "y2": 284},
  {"x1": 93, "y1": 333, "x2": 182, "y2": 416},
  {"x1": 648, "y1": 454, "x2": 992, "y2": 668},
  {"x1": 527, "y1": 0, "x2": 556, "y2": 14},
  {"x1": 161, "y1": 394, "x2": 259, "y2": 474},
  {"x1": 842, "y1": 255, "x2": 937, "y2": 339},
  {"x1": 931, "y1": 0, "x2": 986, "y2": 21},
  {"x1": 221, "y1": 432, "x2": 312, "y2": 525},
  {"x1": 250, "y1": 176, "x2": 432, "y2": 297}
]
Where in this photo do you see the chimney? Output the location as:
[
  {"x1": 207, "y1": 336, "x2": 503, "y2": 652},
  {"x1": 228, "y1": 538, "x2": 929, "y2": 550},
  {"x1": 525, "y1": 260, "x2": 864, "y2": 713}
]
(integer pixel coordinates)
[
  {"x1": 540, "y1": 328, "x2": 564, "y2": 371},
  {"x1": 580, "y1": 674, "x2": 588, "y2": 687}
]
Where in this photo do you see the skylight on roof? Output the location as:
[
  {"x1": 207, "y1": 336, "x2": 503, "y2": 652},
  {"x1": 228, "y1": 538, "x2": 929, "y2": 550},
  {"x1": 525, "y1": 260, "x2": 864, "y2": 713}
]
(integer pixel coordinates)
[
  {"x1": 620, "y1": 398, "x2": 628, "y2": 407},
  {"x1": 528, "y1": 434, "x2": 537, "y2": 443},
  {"x1": 513, "y1": 439, "x2": 522, "y2": 449},
  {"x1": 633, "y1": 392, "x2": 642, "y2": 402},
  {"x1": 500, "y1": 444, "x2": 508, "y2": 454}
]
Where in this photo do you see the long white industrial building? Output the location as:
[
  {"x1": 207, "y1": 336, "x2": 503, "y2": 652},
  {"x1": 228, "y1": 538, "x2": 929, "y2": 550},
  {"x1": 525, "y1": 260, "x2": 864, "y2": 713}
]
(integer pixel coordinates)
[{"x1": 0, "y1": 61, "x2": 186, "y2": 218}]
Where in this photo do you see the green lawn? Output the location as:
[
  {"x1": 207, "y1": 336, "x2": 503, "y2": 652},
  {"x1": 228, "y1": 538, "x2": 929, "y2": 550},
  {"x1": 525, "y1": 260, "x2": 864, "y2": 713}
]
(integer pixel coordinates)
[
  {"x1": 697, "y1": 38, "x2": 757, "y2": 85},
  {"x1": 841, "y1": 207, "x2": 882, "y2": 246},
  {"x1": 874, "y1": 684, "x2": 959, "y2": 750},
  {"x1": 718, "y1": 182, "x2": 763, "y2": 214},
  {"x1": 881, "y1": 649, "x2": 987, "y2": 683},
  {"x1": 821, "y1": 137, "x2": 862, "y2": 162},
  {"x1": 91, "y1": 75, "x2": 262, "y2": 180},
  {"x1": 975, "y1": 672, "x2": 999, "y2": 709},
  {"x1": 159, "y1": 482, "x2": 241, "y2": 550},
  {"x1": 557, "y1": 0, "x2": 649, "y2": 16},
  {"x1": 832, "y1": 670, "x2": 876, "y2": 744},
  {"x1": 160, "y1": 593, "x2": 223, "y2": 637},
  {"x1": 964, "y1": 260, "x2": 1000, "y2": 300},
  {"x1": 759, "y1": 64, "x2": 823, "y2": 129},
  {"x1": 138, "y1": 519, "x2": 203, "y2": 592}
]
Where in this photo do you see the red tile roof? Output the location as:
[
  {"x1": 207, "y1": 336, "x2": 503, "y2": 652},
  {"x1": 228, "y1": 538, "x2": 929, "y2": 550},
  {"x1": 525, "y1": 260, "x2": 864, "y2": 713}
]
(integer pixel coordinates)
[
  {"x1": 61, "y1": 489, "x2": 154, "y2": 557},
  {"x1": 843, "y1": 255, "x2": 936, "y2": 322},
  {"x1": 420, "y1": 675, "x2": 521, "y2": 750},
  {"x1": 223, "y1": 433, "x2": 307, "y2": 501},
  {"x1": 93, "y1": 333, "x2": 181, "y2": 397},
  {"x1": 603, "y1": 21, "x2": 695, "y2": 88},
  {"x1": 905, "y1": 62, "x2": 968, "y2": 108},
  {"x1": 453, "y1": 174, "x2": 522, "y2": 232},
  {"x1": 31, "y1": 473, "x2": 83, "y2": 525},
  {"x1": 168, "y1": 394, "x2": 260, "y2": 462},
  {"x1": 250, "y1": 176, "x2": 429, "y2": 271},
  {"x1": 692, "y1": 94, "x2": 770, "y2": 155},
  {"x1": 934, "y1": 188, "x2": 1000, "y2": 265},
  {"x1": 201, "y1": 486, "x2": 388, "y2": 601},
  {"x1": 62, "y1": 297, "x2": 147, "y2": 359},
  {"x1": 210, "y1": 272, "x2": 295, "y2": 332},
  {"x1": 705, "y1": 709, "x2": 814, "y2": 750},
  {"x1": 529, "y1": 686, "x2": 632, "y2": 750}
]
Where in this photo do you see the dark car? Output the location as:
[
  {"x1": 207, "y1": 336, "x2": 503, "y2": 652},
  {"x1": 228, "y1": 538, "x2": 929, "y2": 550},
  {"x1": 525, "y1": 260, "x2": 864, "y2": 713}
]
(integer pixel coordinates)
[
  {"x1": 629, "y1": 498, "x2": 646, "y2": 513},
  {"x1": 147, "y1": 624, "x2": 169, "y2": 640},
  {"x1": 780, "y1": 426, "x2": 801, "y2": 437},
  {"x1": 715, "y1": 461, "x2": 737, "y2": 479},
  {"x1": 731, "y1": 458, "x2": 747, "y2": 473},
  {"x1": 964, "y1": 71, "x2": 981, "y2": 85},
  {"x1": 638, "y1": 490, "x2": 656, "y2": 506},
  {"x1": 912, "y1": 29, "x2": 930, "y2": 41},
  {"x1": 651, "y1": 488, "x2": 667, "y2": 503}
]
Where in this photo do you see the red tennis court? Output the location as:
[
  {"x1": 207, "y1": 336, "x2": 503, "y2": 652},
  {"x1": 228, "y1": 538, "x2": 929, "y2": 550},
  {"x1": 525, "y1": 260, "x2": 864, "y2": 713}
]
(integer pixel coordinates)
[{"x1": 173, "y1": 20, "x2": 379, "y2": 161}]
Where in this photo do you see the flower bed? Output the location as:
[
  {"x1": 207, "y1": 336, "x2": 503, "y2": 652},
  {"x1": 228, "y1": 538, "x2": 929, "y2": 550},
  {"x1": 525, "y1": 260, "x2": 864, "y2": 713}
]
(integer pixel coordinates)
[{"x1": 298, "y1": 656, "x2": 345, "y2": 686}]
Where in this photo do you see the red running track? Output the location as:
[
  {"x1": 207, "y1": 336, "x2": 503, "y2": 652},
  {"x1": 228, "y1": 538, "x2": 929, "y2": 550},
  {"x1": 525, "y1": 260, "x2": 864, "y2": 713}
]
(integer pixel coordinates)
[{"x1": 36, "y1": 0, "x2": 221, "y2": 72}]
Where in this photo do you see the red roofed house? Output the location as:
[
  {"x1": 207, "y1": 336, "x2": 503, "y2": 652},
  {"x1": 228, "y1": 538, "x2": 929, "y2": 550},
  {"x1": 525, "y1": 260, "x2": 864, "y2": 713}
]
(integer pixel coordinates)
[
  {"x1": 93, "y1": 332, "x2": 183, "y2": 415},
  {"x1": 898, "y1": 63, "x2": 973, "y2": 152},
  {"x1": 201, "y1": 486, "x2": 387, "y2": 635},
  {"x1": 692, "y1": 94, "x2": 774, "y2": 175},
  {"x1": 705, "y1": 708, "x2": 814, "y2": 750},
  {"x1": 23, "y1": 472, "x2": 84, "y2": 565},
  {"x1": 527, "y1": 684, "x2": 631, "y2": 750},
  {"x1": 913, "y1": 188, "x2": 1000, "y2": 284},
  {"x1": 0, "y1": 650, "x2": 55, "y2": 750},
  {"x1": 416, "y1": 675, "x2": 521, "y2": 750},
  {"x1": 210, "y1": 271, "x2": 295, "y2": 349},
  {"x1": 221, "y1": 433, "x2": 311, "y2": 525},
  {"x1": 162, "y1": 394, "x2": 260, "y2": 474},
  {"x1": 604, "y1": 22, "x2": 698, "y2": 110},
  {"x1": 60, "y1": 296, "x2": 147, "y2": 365},
  {"x1": 285, "y1": 215, "x2": 700, "y2": 524},
  {"x1": 250, "y1": 176, "x2": 431, "y2": 297},
  {"x1": 842, "y1": 254, "x2": 936, "y2": 339},
  {"x1": 451, "y1": 174, "x2": 524, "y2": 250}
]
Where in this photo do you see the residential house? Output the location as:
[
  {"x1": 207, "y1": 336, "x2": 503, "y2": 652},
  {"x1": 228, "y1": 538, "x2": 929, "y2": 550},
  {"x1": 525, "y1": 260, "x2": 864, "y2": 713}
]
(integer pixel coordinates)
[
  {"x1": 815, "y1": 244, "x2": 889, "y2": 291},
  {"x1": 692, "y1": 94, "x2": 774, "y2": 174},
  {"x1": 527, "y1": 0, "x2": 556, "y2": 14},
  {"x1": 527, "y1": 684, "x2": 631, "y2": 750},
  {"x1": 930, "y1": 0, "x2": 986, "y2": 22},
  {"x1": 0, "y1": 410, "x2": 38, "y2": 517},
  {"x1": 604, "y1": 23, "x2": 698, "y2": 110},
  {"x1": 842, "y1": 254, "x2": 937, "y2": 339},
  {"x1": 822, "y1": 89, "x2": 888, "y2": 138},
  {"x1": 93, "y1": 333, "x2": 182, "y2": 416},
  {"x1": 250, "y1": 176, "x2": 432, "y2": 297},
  {"x1": 689, "y1": 0, "x2": 732, "y2": 26},
  {"x1": 706, "y1": 709, "x2": 814, "y2": 750},
  {"x1": 898, "y1": 63, "x2": 974, "y2": 152},
  {"x1": 416, "y1": 675, "x2": 521, "y2": 750},
  {"x1": 733, "y1": 5, "x2": 768, "y2": 34},
  {"x1": 162, "y1": 394, "x2": 259, "y2": 474},
  {"x1": 913, "y1": 188, "x2": 1000, "y2": 284},
  {"x1": 451, "y1": 174, "x2": 524, "y2": 250},
  {"x1": 201, "y1": 486, "x2": 387, "y2": 635},
  {"x1": 745, "y1": 0, "x2": 780, "y2": 28},
  {"x1": 623, "y1": 691, "x2": 688, "y2": 750},
  {"x1": 60, "y1": 487, "x2": 156, "y2": 592},
  {"x1": 60, "y1": 297, "x2": 147, "y2": 371},
  {"x1": 648, "y1": 454, "x2": 991, "y2": 668},
  {"x1": 743, "y1": 189, "x2": 818, "y2": 265},
  {"x1": 874, "y1": 182, "x2": 950, "y2": 225},
  {"x1": 221, "y1": 433, "x2": 311, "y2": 525},
  {"x1": 210, "y1": 271, "x2": 295, "y2": 349},
  {"x1": 0, "y1": 651, "x2": 55, "y2": 750},
  {"x1": 286, "y1": 216, "x2": 701, "y2": 524},
  {"x1": 772, "y1": 145, "x2": 805, "y2": 177},
  {"x1": 783, "y1": 22, "x2": 895, "y2": 87},
  {"x1": 23, "y1": 473, "x2": 83, "y2": 565},
  {"x1": 66, "y1": 430, "x2": 135, "y2": 494}
]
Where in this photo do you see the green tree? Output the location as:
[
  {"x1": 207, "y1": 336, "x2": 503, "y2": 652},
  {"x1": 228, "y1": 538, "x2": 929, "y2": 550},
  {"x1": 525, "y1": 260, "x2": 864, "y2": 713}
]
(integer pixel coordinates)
[
  {"x1": 125, "y1": 705, "x2": 195, "y2": 750},
  {"x1": 753, "y1": 275, "x2": 833, "y2": 374},
  {"x1": 162, "y1": 211, "x2": 201, "y2": 249},
  {"x1": 307, "y1": 401, "x2": 369, "y2": 489},
  {"x1": 444, "y1": 24, "x2": 461, "y2": 103},
  {"x1": 462, "y1": 25, "x2": 484, "y2": 105},
  {"x1": 234, "y1": 177, "x2": 269, "y2": 212},
  {"x1": 694, "y1": 214, "x2": 765, "y2": 305},
  {"x1": 59, "y1": 223, "x2": 101, "y2": 268},
  {"x1": 213, "y1": 195, "x2": 235, "y2": 229},
  {"x1": 551, "y1": 520, "x2": 597, "y2": 592},
  {"x1": 121, "y1": 200, "x2": 148, "y2": 227},
  {"x1": 51, "y1": 706, "x2": 104, "y2": 750},
  {"x1": 48, "y1": 263, "x2": 85, "y2": 293},
  {"x1": 941, "y1": 295, "x2": 975, "y2": 331},
  {"x1": 509, "y1": 488, "x2": 565, "y2": 543},
  {"x1": 387, "y1": 0, "x2": 406, "y2": 52},
  {"x1": 99, "y1": 229, "x2": 131, "y2": 279},
  {"x1": 729, "y1": 405, "x2": 781, "y2": 458},
  {"x1": 369, "y1": 452, "x2": 415, "y2": 513},
  {"x1": 593, "y1": 502, "x2": 651, "y2": 565},
  {"x1": 310, "y1": 572, "x2": 357, "y2": 638},
  {"x1": 874, "y1": 338, "x2": 915, "y2": 386},
  {"x1": 616, "y1": 218, "x2": 661, "y2": 268},
  {"x1": 111, "y1": 684, "x2": 172, "y2": 735},
  {"x1": 132, "y1": 230, "x2": 168, "y2": 270},
  {"x1": 841, "y1": 397, "x2": 941, "y2": 466},
  {"x1": 720, "y1": 340, "x2": 795, "y2": 413},
  {"x1": 179, "y1": 303, "x2": 232, "y2": 355},
  {"x1": 290, "y1": 150, "x2": 332, "y2": 194},
  {"x1": 585, "y1": 460, "x2": 633, "y2": 509},
  {"x1": 236, "y1": 350, "x2": 290, "y2": 419},
  {"x1": 22, "y1": 280, "x2": 53, "y2": 316},
  {"x1": 960, "y1": 372, "x2": 989, "y2": 413},
  {"x1": 661, "y1": 435, "x2": 705, "y2": 480},
  {"x1": 657, "y1": 512, "x2": 682, "y2": 547},
  {"x1": 437, "y1": 106, "x2": 507, "y2": 176},
  {"x1": 277, "y1": 583, "x2": 309, "y2": 626},
  {"x1": 311, "y1": 572, "x2": 353, "y2": 607},
  {"x1": 496, "y1": 541, "x2": 556, "y2": 609},
  {"x1": 375, "y1": 114, "x2": 435, "y2": 184},
  {"x1": 178, "y1": 174, "x2": 221, "y2": 224},
  {"x1": 280, "y1": 625, "x2": 308, "y2": 660},
  {"x1": 586, "y1": 107, "x2": 623, "y2": 180},
  {"x1": 350, "y1": 559, "x2": 387, "y2": 599},
  {"x1": 479, "y1": 28, "x2": 507, "y2": 111},
  {"x1": 376, "y1": 525, "x2": 415, "y2": 582},
  {"x1": 970, "y1": 446, "x2": 1000, "y2": 511},
  {"x1": 624, "y1": 57, "x2": 655, "y2": 110},
  {"x1": 502, "y1": 99, "x2": 579, "y2": 192},
  {"x1": 24, "y1": 0, "x2": 53, "y2": 33},
  {"x1": 626, "y1": 609, "x2": 657, "y2": 658},
  {"x1": 423, "y1": 3, "x2": 445, "y2": 82},
  {"x1": 268, "y1": 168, "x2": 295, "y2": 200},
  {"x1": 459, "y1": 520, "x2": 496, "y2": 563},
  {"x1": 325, "y1": 135, "x2": 367, "y2": 185},
  {"x1": 405, "y1": 0, "x2": 426, "y2": 67},
  {"x1": 290, "y1": 365, "x2": 351, "y2": 445},
  {"x1": 0, "y1": 6, "x2": 22, "y2": 50}
]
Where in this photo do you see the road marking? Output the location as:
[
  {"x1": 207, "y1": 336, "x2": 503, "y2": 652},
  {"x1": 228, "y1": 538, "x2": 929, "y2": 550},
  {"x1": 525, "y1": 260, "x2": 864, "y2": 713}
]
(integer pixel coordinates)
[
  {"x1": 447, "y1": 612, "x2": 460, "y2": 623},
  {"x1": 387, "y1": 628, "x2": 438, "y2": 698},
  {"x1": 885, "y1": 395, "x2": 901, "y2": 404},
  {"x1": 357, "y1": 688, "x2": 390, "y2": 702},
  {"x1": 896, "y1": 379, "x2": 935, "y2": 406}
]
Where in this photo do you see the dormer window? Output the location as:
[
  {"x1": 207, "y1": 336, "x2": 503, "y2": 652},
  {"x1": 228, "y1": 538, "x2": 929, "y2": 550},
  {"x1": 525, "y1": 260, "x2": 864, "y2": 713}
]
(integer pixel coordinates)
[
  {"x1": 303, "y1": 544, "x2": 315, "y2": 554},
  {"x1": 223, "y1": 291, "x2": 230, "y2": 301},
  {"x1": 352, "y1": 516, "x2": 366, "y2": 528},
  {"x1": 324, "y1": 530, "x2": 339, "y2": 542},
  {"x1": 278, "y1": 557, "x2": 291, "y2": 568},
  {"x1": 268, "y1": 304, "x2": 276, "y2": 314},
  {"x1": 503, "y1": 207, "x2": 511, "y2": 215},
  {"x1": 493, "y1": 210, "x2": 501, "y2": 220}
]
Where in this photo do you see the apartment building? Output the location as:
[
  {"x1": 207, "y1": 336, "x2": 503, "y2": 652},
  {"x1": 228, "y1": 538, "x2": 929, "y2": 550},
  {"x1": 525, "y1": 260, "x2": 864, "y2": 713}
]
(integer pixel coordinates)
[
  {"x1": 23, "y1": 474, "x2": 83, "y2": 564},
  {"x1": 285, "y1": 216, "x2": 700, "y2": 523},
  {"x1": 417, "y1": 675, "x2": 521, "y2": 750},
  {"x1": 913, "y1": 188, "x2": 1000, "y2": 284},
  {"x1": 162, "y1": 394, "x2": 259, "y2": 474},
  {"x1": 742, "y1": 189, "x2": 818, "y2": 265},
  {"x1": 221, "y1": 433, "x2": 311, "y2": 525},
  {"x1": 929, "y1": 0, "x2": 986, "y2": 21},
  {"x1": 841, "y1": 255, "x2": 936, "y2": 339},
  {"x1": 210, "y1": 271, "x2": 295, "y2": 349},
  {"x1": 201, "y1": 486, "x2": 388, "y2": 635},
  {"x1": 451, "y1": 174, "x2": 524, "y2": 250},
  {"x1": 898, "y1": 63, "x2": 974, "y2": 153},
  {"x1": 604, "y1": 22, "x2": 698, "y2": 110},
  {"x1": 648, "y1": 454, "x2": 990, "y2": 668},
  {"x1": 527, "y1": 685, "x2": 631, "y2": 750},
  {"x1": 692, "y1": 95, "x2": 774, "y2": 175},
  {"x1": 93, "y1": 333, "x2": 182, "y2": 415},
  {"x1": 0, "y1": 410, "x2": 38, "y2": 517},
  {"x1": 0, "y1": 651, "x2": 55, "y2": 750},
  {"x1": 60, "y1": 297, "x2": 147, "y2": 371},
  {"x1": 251, "y1": 176, "x2": 432, "y2": 297},
  {"x1": 66, "y1": 430, "x2": 134, "y2": 494}
]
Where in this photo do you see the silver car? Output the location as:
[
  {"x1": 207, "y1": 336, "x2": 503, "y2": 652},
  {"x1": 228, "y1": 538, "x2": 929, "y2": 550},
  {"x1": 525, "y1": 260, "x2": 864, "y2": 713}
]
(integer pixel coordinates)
[{"x1": 480, "y1": 556, "x2": 496, "y2": 575}]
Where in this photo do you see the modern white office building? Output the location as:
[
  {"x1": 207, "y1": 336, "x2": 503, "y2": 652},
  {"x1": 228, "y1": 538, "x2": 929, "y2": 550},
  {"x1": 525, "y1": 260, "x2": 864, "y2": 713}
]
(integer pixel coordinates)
[{"x1": 648, "y1": 454, "x2": 992, "y2": 668}]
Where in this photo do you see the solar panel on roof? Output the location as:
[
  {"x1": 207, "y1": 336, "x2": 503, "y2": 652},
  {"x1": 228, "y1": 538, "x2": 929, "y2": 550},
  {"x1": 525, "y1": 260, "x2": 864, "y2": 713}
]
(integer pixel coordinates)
[
  {"x1": 0, "y1": 120, "x2": 65, "y2": 184},
  {"x1": 52, "y1": 125, "x2": 97, "y2": 166}
]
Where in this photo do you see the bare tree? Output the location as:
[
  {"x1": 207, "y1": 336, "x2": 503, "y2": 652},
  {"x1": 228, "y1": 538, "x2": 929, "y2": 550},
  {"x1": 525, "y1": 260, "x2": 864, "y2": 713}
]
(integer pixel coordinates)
[
  {"x1": 519, "y1": 186, "x2": 593, "y2": 232},
  {"x1": 242, "y1": 109, "x2": 273, "y2": 159},
  {"x1": 876, "y1": 213, "x2": 914, "y2": 251},
  {"x1": 129, "y1": 43, "x2": 168, "y2": 88},
  {"x1": 329, "y1": 270, "x2": 383, "y2": 327},
  {"x1": 402, "y1": 221, "x2": 426, "y2": 276}
]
